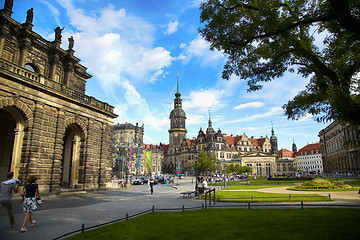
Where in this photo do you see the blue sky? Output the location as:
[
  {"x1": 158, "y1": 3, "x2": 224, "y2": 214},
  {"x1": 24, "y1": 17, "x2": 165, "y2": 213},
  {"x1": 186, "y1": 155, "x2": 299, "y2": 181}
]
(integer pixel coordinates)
[{"x1": 9, "y1": 0, "x2": 329, "y2": 151}]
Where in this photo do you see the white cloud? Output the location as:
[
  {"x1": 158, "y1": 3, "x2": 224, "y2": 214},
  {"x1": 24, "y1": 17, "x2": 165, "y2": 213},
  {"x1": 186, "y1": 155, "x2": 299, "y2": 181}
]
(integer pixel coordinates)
[
  {"x1": 234, "y1": 102, "x2": 265, "y2": 110},
  {"x1": 183, "y1": 89, "x2": 222, "y2": 113},
  {"x1": 179, "y1": 35, "x2": 225, "y2": 65},
  {"x1": 226, "y1": 107, "x2": 283, "y2": 124},
  {"x1": 41, "y1": 0, "x2": 61, "y2": 25},
  {"x1": 165, "y1": 20, "x2": 179, "y2": 35}
]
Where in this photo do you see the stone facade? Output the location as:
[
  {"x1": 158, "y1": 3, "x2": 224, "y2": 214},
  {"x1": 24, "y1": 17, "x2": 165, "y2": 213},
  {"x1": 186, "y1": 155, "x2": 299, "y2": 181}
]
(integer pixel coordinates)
[
  {"x1": 319, "y1": 121, "x2": 360, "y2": 175},
  {"x1": 0, "y1": 3, "x2": 117, "y2": 192},
  {"x1": 232, "y1": 152, "x2": 276, "y2": 176}
]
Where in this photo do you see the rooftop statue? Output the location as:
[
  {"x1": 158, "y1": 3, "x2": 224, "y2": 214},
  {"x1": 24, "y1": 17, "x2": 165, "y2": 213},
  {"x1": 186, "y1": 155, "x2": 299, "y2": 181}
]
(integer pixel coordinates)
[
  {"x1": 26, "y1": 8, "x2": 33, "y2": 24},
  {"x1": 54, "y1": 26, "x2": 65, "y2": 42},
  {"x1": 4, "y1": 0, "x2": 14, "y2": 10},
  {"x1": 68, "y1": 36, "x2": 74, "y2": 50}
]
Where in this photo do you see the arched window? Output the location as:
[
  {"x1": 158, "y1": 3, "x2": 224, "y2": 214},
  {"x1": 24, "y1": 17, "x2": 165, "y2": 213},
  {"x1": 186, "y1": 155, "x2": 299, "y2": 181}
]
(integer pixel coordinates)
[{"x1": 24, "y1": 63, "x2": 38, "y2": 73}]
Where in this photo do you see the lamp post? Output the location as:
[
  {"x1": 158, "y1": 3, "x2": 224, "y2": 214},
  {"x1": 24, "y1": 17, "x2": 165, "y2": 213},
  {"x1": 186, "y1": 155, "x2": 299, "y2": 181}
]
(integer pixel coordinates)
[
  {"x1": 194, "y1": 150, "x2": 198, "y2": 196},
  {"x1": 223, "y1": 160, "x2": 228, "y2": 188}
]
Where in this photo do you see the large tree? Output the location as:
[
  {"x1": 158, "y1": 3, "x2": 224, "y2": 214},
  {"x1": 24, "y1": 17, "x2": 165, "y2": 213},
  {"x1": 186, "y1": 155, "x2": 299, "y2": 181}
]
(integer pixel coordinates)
[
  {"x1": 195, "y1": 150, "x2": 218, "y2": 174},
  {"x1": 199, "y1": 0, "x2": 360, "y2": 125}
]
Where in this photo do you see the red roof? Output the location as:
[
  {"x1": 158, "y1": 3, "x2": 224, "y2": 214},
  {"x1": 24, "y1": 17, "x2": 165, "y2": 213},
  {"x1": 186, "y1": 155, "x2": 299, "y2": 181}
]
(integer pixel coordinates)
[
  {"x1": 278, "y1": 148, "x2": 294, "y2": 157},
  {"x1": 295, "y1": 143, "x2": 321, "y2": 156}
]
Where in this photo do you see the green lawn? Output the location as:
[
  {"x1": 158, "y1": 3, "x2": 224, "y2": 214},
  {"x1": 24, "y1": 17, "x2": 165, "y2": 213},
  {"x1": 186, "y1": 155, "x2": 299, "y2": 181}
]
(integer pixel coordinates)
[
  {"x1": 211, "y1": 190, "x2": 330, "y2": 202},
  {"x1": 66, "y1": 208, "x2": 360, "y2": 240},
  {"x1": 225, "y1": 184, "x2": 295, "y2": 190}
]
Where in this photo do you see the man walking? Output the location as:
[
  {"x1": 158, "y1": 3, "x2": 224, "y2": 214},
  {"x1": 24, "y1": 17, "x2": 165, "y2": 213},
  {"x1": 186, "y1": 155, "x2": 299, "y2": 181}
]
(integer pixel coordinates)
[
  {"x1": 149, "y1": 173, "x2": 155, "y2": 195},
  {"x1": 0, "y1": 172, "x2": 20, "y2": 227}
]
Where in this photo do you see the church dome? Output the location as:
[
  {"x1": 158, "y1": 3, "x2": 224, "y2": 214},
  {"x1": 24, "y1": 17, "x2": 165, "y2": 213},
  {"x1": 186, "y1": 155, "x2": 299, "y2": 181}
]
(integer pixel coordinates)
[{"x1": 170, "y1": 108, "x2": 186, "y2": 118}]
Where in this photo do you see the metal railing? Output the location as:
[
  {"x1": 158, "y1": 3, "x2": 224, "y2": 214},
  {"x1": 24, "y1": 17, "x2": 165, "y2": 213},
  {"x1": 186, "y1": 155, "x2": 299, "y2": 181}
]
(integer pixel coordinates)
[{"x1": 52, "y1": 199, "x2": 360, "y2": 240}]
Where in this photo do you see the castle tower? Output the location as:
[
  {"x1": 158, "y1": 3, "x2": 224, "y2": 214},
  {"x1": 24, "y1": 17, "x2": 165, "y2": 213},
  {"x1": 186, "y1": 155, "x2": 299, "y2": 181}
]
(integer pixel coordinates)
[
  {"x1": 292, "y1": 139, "x2": 297, "y2": 153},
  {"x1": 169, "y1": 75, "x2": 187, "y2": 149},
  {"x1": 270, "y1": 122, "x2": 278, "y2": 155}
]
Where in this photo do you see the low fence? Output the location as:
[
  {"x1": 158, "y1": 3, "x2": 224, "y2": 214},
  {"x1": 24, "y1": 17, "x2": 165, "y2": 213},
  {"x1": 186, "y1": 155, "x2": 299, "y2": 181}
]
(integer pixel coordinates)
[
  {"x1": 53, "y1": 200, "x2": 360, "y2": 240},
  {"x1": 53, "y1": 188, "x2": 359, "y2": 240},
  {"x1": 217, "y1": 193, "x2": 332, "y2": 202}
]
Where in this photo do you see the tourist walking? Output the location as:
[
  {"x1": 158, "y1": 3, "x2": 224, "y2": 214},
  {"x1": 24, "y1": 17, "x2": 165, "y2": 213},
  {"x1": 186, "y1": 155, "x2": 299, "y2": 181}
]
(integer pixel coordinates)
[
  {"x1": 0, "y1": 172, "x2": 19, "y2": 227},
  {"x1": 149, "y1": 173, "x2": 155, "y2": 195},
  {"x1": 20, "y1": 175, "x2": 41, "y2": 232}
]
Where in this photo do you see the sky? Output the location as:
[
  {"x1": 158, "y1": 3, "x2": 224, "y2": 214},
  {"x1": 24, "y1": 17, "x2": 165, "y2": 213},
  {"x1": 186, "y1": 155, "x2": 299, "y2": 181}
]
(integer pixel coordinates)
[{"x1": 8, "y1": 0, "x2": 330, "y2": 151}]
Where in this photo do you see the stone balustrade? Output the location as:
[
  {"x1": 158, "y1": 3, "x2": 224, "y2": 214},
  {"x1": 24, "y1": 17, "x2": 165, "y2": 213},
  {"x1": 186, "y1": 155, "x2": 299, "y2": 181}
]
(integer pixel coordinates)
[{"x1": 0, "y1": 57, "x2": 114, "y2": 114}]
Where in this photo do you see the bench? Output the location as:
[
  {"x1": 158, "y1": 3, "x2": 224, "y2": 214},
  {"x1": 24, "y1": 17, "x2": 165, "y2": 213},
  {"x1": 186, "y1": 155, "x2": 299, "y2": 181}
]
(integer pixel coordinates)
[{"x1": 181, "y1": 191, "x2": 195, "y2": 198}]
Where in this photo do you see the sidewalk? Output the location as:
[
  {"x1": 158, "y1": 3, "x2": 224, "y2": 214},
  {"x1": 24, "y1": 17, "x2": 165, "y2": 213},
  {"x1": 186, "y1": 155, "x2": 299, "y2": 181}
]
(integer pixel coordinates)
[
  {"x1": 1, "y1": 179, "x2": 359, "y2": 240},
  {"x1": 0, "y1": 180, "x2": 199, "y2": 240}
]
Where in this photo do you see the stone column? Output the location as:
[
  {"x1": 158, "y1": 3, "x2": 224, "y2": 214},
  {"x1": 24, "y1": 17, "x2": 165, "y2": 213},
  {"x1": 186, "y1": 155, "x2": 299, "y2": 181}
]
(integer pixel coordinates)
[{"x1": 18, "y1": 38, "x2": 31, "y2": 67}]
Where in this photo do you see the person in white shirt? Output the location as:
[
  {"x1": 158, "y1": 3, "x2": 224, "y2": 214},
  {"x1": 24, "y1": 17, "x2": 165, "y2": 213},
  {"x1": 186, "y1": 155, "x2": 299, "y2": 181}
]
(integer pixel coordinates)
[
  {"x1": 0, "y1": 172, "x2": 19, "y2": 227},
  {"x1": 148, "y1": 173, "x2": 155, "y2": 195}
]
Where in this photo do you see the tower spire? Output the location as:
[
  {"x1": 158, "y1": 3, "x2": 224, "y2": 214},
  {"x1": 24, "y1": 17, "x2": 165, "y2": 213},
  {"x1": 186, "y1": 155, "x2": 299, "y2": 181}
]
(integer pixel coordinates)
[
  {"x1": 176, "y1": 73, "x2": 179, "y2": 94},
  {"x1": 174, "y1": 73, "x2": 182, "y2": 108}
]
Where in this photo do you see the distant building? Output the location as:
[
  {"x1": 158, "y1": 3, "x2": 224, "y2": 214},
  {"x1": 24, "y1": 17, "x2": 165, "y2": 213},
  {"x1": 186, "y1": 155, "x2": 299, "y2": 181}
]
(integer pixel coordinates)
[
  {"x1": 318, "y1": 120, "x2": 360, "y2": 175},
  {"x1": 295, "y1": 143, "x2": 323, "y2": 174},
  {"x1": 276, "y1": 149, "x2": 295, "y2": 175},
  {"x1": 163, "y1": 78, "x2": 278, "y2": 176},
  {"x1": 232, "y1": 152, "x2": 276, "y2": 176}
]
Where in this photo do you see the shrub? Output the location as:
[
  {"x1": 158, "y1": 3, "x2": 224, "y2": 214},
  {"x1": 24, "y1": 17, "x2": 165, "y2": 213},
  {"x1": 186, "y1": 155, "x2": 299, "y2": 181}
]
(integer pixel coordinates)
[{"x1": 297, "y1": 178, "x2": 352, "y2": 190}]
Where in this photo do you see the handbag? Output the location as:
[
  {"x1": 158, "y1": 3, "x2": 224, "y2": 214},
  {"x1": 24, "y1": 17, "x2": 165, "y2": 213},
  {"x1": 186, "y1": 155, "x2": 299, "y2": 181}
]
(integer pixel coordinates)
[{"x1": 36, "y1": 196, "x2": 42, "y2": 205}]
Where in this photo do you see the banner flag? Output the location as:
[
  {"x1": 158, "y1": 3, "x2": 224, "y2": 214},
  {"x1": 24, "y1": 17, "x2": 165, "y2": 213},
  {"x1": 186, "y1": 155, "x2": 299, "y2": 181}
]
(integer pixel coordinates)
[
  {"x1": 129, "y1": 147, "x2": 132, "y2": 168},
  {"x1": 146, "y1": 151, "x2": 152, "y2": 171},
  {"x1": 136, "y1": 148, "x2": 140, "y2": 170}
]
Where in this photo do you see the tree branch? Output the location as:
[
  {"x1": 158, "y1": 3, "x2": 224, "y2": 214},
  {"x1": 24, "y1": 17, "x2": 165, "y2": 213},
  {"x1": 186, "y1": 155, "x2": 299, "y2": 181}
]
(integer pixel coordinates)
[
  {"x1": 228, "y1": 13, "x2": 336, "y2": 48},
  {"x1": 329, "y1": 0, "x2": 360, "y2": 35}
]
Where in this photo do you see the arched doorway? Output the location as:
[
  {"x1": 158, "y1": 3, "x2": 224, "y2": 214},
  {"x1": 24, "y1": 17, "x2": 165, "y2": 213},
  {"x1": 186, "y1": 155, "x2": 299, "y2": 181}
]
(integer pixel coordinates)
[
  {"x1": 0, "y1": 107, "x2": 25, "y2": 180},
  {"x1": 61, "y1": 124, "x2": 82, "y2": 188}
]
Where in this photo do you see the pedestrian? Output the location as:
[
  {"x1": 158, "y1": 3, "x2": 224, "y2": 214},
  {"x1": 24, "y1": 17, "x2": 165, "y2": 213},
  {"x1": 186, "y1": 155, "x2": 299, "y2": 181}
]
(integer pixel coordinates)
[
  {"x1": 0, "y1": 172, "x2": 20, "y2": 227},
  {"x1": 202, "y1": 178, "x2": 208, "y2": 190},
  {"x1": 149, "y1": 173, "x2": 155, "y2": 195},
  {"x1": 20, "y1": 175, "x2": 41, "y2": 232}
]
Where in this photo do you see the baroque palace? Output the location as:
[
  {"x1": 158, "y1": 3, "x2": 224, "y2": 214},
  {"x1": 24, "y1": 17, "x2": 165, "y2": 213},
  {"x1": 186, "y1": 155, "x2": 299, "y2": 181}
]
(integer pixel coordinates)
[
  {"x1": 163, "y1": 79, "x2": 279, "y2": 176},
  {"x1": 0, "y1": 2, "x2": 117, "y2": 192}
]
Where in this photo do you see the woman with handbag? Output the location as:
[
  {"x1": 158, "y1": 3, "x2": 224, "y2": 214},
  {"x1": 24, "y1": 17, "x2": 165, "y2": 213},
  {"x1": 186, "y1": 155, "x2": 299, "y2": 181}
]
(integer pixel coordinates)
[{"x1": 20, "y1": 176, "x2": 41, "y2": 232}]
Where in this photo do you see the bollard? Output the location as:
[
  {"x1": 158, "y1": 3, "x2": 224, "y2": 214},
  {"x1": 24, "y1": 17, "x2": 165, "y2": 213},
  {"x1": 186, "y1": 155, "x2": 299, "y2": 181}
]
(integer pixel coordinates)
[
  {"x1": 182, "y1": 205, "x2": 184, "y2": 212},
  {"x1": 248, "y1": 202, "x2": 250, "y2": 210},
  {"x1": 126, "y1": 213, "x2": 129, "y2": 220},
  {"x1": 289, "y1": 194, "x2": 292, "y2": 201},
  {"x1": 251, "y1": 195, "x2": 254, "y2": 201},
  {"x1": 329, "y1": 193, "x2": 331, "y2": 200},
  {"x1": 81, "y1": 224, "x2": 85, "y2": 233},
  {"x1": 152, "y1": 205, "x2": 155, "y2": 213},
  {"x1": 301, "y1": 201, "x2": 304, "y2": 209}
]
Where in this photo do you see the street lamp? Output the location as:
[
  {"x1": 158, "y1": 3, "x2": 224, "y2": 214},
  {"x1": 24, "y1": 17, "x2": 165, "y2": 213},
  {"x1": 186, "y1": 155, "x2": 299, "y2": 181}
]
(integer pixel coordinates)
[
  {"x1": 194, "y1": 150, "x2": 198, "y2": 196},
  {"x1": 223, "y1": 160, "x2": 228, "y2": 188}
]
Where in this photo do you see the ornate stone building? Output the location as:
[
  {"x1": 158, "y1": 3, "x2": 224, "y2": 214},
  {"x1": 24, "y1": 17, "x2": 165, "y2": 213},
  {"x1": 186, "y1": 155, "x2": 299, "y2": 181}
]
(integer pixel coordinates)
[
  {"x1": 0, "y1": 3, "x2": 117, "y2": 192},
  {"x1": 163, "y1": 78, "x2": 278, "y2": 175},
  {"x1": 112, "y1": 123, "x2": 163, "y2": 178},
  {"x1": 319, "y1": 121, "x2": 360, "y2": 175}
]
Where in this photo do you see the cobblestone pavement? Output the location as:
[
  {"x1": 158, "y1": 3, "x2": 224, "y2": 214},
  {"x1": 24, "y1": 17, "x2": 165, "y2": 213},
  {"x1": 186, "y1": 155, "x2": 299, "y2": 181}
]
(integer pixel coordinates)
[{"x1": 1, "y1": 179, "x2": 359, "y2": 240}]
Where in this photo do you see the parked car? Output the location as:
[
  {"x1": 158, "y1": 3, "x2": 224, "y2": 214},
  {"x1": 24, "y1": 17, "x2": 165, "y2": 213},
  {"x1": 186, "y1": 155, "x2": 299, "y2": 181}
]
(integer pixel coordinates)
[
  {"x1": 155, "y1": 177, "x2": 165, "y2": 184},
  {"x1": 166, "y1": 177, "x2": 174, "y2": 184},
  {"x1": 132, "y1": 177, "x2": 148, "y2": 185}
]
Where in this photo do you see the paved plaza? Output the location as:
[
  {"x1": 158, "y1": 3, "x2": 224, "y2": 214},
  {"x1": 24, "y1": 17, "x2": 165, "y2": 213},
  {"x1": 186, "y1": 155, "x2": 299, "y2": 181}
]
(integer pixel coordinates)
[{"x1": 1, "y1": 179, "x2": 359, "y2": 240}]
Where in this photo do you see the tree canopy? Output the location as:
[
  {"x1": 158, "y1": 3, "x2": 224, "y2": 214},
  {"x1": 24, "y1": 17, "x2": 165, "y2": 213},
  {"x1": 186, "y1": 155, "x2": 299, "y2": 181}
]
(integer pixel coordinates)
[
  {"x1": 225, "y1": 163, "x2": 252, "y2": 174},
  {"x1": 194, "y1": 150, "x2": 218, "y2": 174},
  {"x1": 199, "y1": 0, "x2": 360, "y2": 125}
]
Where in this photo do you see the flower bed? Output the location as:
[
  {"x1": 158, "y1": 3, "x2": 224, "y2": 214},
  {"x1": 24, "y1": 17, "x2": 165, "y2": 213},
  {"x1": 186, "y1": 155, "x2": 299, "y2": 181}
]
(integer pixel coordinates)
[{"x1": 297, "y1": 178, "x2": 352, "y2": 190}]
